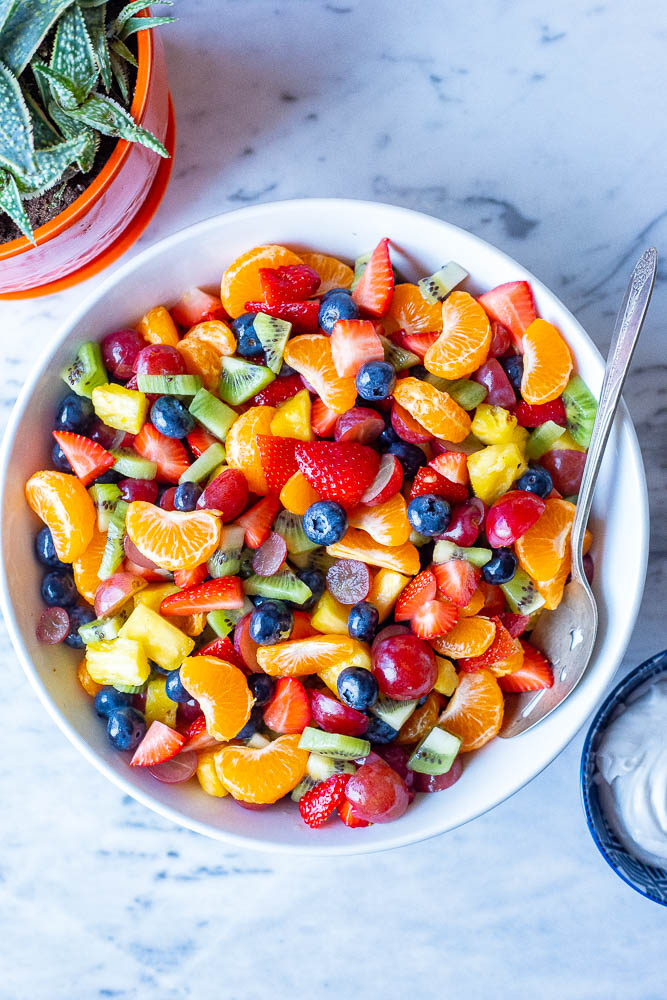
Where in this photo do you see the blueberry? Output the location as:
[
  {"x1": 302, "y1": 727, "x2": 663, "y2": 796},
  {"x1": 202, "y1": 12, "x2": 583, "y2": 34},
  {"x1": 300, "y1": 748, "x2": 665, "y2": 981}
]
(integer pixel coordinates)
[
  {"x1": 295, "y1": 568, "x2": 325, "y2": 611},
  {"x1": 355, "y1": 361, "x2": 396, "y2": 401},
  {"x1": 337, "y1": 665, "x2": 378, "y2": 711},
  {"x1": 347, "y1": 601, "x2": 379, "y2": 643},
  {"x1": 173, "y1": 481, "x2": 203, "y2": 511},
  {"x1": 410, "y1": 364, "x2": 428, "y2": 380},
  {"x1": 482, "y1": 547, "x2": 518, "y2": 585},
  {"x1": 407, "y1": 493, "x2": 451, "y2": 536},
  {"x1": 150, "y1": 396, "x2": 195, "y2": 439},
  {"x1": 248, "y1": 673, "x2": 275, "y2": 707},
  {"x1": 249, "y1": 600, "x2": 293, "y2": 645},
  {"x1": 235, "y1": 704, "x2": 263, "y2": 739},
  {"x1": 231, "y1": 313, "x2": 263, "y2": 356},
  {"x1": 64, "y1": 605, "x2": 96, "y2": 648},
  {"x1": 387, "y1": 440, "x2": 425, "y2": 479},
  {"x1": 149, "y1": 659, "x2": 169, "y2": 676},
  {"x1": 320, "y1": 286, "x2": 353, "y2": 304},
  {"x1": 54, "y1": 393, "x2": 94, "y2": 433},
  {"x1": 378, "y1": 422, "x2": 399, "y2": 450},
  {"x1": 35, "y1": 526, "x2": 66, "y2": 568},
  {"x1": 41, "y1": 570, "x2": 77, "y2": 607},
  {"x1": 502, "y1": 355, "x2": 524, "y2": 393},
  {"x1": 318, "y1": 290, "x2": 359, "y2": 333},
  {"x1": 516, "y1": 464, "x2": 553, "y2": 499},
  {"x1": 52, "y1": 440, "x2": 73, "y2": 473},
  {"x1": 278, "y1": 363, "x2": 298, "y2": 378},
  {"x1": 162, "y1": 668, "x2": 190, "y2": 703},
  {"x1": 91, "y1": 470, "x2": 120, "y2": 485},
  {"x1": 303, "y1": 501, "x2": 348, "y2": 545},
  {"x1": 363, "y1": 716, "x2": 398, "y2": 745},
  {"x1": 107, "y1": 706, "x2": 146, "y2": 751},
  {"x1": 95, "y1": 686, "x2": 133, "y2": 718}
]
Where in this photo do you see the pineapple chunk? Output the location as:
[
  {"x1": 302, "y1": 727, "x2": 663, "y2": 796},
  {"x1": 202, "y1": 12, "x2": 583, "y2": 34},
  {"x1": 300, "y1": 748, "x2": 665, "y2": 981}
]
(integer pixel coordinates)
[
  {"x1": 467, "y1": 443, "x2": 528, "y2": 505},
  {"x1": 434, "y1": 656, "x2": 459, "y2": 697},
  {"x1": 270, "y1": 389, "x2": 314, "y2": 441},
  {"x1": 367, "y1": 568, "x2": 411, "y2": 622},
  {"x1": 197, "y1": 751, "x2": 229, "y2": 797},
  {"x1": 310, "y1": 591, "x2": 349, "y2": 634},
  {"x1": 145, "y1": 674, "x2": 178, "y2": 727},
  {"x1": 318, "y1": 640, "x2": 372, "y2": 694},
  {"x1": 133, "y1": 582, "x2": 179, "y2": 614},
  {"x1": 471, "y1": 404, "x2": 516, "y2": 444},
  {"x1": 547, "y1": 429, "x2": 586, "y2": 453},
  {"x1": 92, "y1": 383, "x2": 149, "y2": 435},
  {"x1": 119, "y1": 604, "x2": 194, "y2": 671},
  {"x1": 86, "y1": 637, "x2": 150, "y2": 687}
]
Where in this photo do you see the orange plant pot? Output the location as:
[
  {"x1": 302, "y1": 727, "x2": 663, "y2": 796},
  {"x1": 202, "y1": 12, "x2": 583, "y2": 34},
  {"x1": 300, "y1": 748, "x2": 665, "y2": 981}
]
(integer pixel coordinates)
[{"x1": 0, "y1": 20, "x2": 174, "y2": 299}]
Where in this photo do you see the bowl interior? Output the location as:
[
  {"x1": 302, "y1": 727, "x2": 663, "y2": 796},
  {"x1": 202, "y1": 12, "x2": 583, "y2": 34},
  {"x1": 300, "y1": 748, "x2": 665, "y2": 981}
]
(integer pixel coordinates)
[{"x1": 0, "y1": 199, "x2": 648, "y2": 854}]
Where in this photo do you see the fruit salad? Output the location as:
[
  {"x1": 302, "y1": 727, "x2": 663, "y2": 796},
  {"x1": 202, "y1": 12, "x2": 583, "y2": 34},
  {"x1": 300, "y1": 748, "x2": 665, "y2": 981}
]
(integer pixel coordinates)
[{"x1": 25, "y1": 239, "x2": 598, "y2": 829}]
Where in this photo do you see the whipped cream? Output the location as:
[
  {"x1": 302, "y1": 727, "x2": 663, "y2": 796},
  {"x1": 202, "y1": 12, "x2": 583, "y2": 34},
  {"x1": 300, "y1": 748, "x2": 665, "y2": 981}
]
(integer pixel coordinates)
[{"x1": 595, "y1": 678, "x2": 667, "y2": 869}]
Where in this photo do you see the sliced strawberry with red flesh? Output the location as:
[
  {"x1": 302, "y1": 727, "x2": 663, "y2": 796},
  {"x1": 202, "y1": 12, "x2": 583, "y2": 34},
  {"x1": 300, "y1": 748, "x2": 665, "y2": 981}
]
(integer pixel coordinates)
[
  {"x1": 182, "y1": 715, "x2": 221, "y2": 752},
  {"x1": 409, "y1": 466, "x2": 468, "y2": 505},
  {"x1": 310, "y1": 398, "x2": 339, "y2": 438},
  {"x1": 263, "y1": 677, "x2": 311, "y2": 734},
  {"x1": 170, "y1": 287, "x2": 227, "y2": 327},
  {"x1": 294, "y1": 441, "x2": 380, "y2": 510},
  {"x1": 339, "y1": 798, "x2": 372, "y2": 827},
  {"x1": 479, "y1": 580, "x2": 506, "y2": 615},
  {"x1": 196, "y1": 635, "x2": 247, "y2": 671},
  {"x1": 291, "y1": 610, "x2": 318, "y2": 639},
  {"x1": 134, "y1": 423, "x2": 190, "y2": 483},
  {"x1": 161, "y1": 577, "x2": 244, "y2": 615},
  {"x1": 360, "y1": 453, "x2": 403, "y2": 506},
  {"x1": 174, "y1": 563, "x2": 208, "y2": 589},
  {"x1": 52, "y1": 431, "x2": 114, "y2": 486},
  {"x1": 352, "y1": 238, "x2": 394, "y2": 318},
  {"x1": 131, "y1": 720, "x2": 186, "y2": 766},
  {"x1": 432, "y1": 559, "x2": 480, "y2": 608},
  {"x1": 498, "y1": 640, "x2": 554, "y2": 691},
  {"x1": 237, "y1": 495, "x2": 281, "y2": 548},
  {"x1": 259, "y1": 265, "x2": 320, "y2": 306},
  {"x1": 498, "y1": 612, "x2": 531, "y2": 638},
  {"x1": 309, "y1": 689, "x2": 368, "y2": 737},
  {"x1": 429, "y1": 450, "x2": 469, "y2": 486},
  {"x1": 477, "y1": 281, "x2": 537, "y2": 352},
  {"x1": 187, "y1": 426, "x2": 219, "y2": 458},
  {"x1": 458, "y1": 618, "x2": 517, "y2": 672},
  {"x1": 256, "y1": 435, "x2": 298, "y2": 492},
  {"x1": 390, "y1": 329, "x2": 439, "y2": 359},
  {"x1": 250, "y1": 373, "x2": 304, "y2": 407},
  {"x1": 410, "y1": 599, "x2": 459, "y2": 639},
  {"x1": 391, "y1": 402, "x2": 433, "y2": 443},
  {"x1": 330, "y1": 319, "x2": 384, "y2": 378},
  {"x1": 514, "y1": 398, "x2": 567, "y2": 427},
  {"x1": 245, "y1": 299, "x2": 320, "y2": 333},
  {"x1": 299, "y1": 772, "x2": 351, "y2": 828},
  {"x1": 197, "y1": 468, "x2": 249, "y2": 521},
  {"x1": 394, "y1": 569, "x2": 437, "y2": 620}
]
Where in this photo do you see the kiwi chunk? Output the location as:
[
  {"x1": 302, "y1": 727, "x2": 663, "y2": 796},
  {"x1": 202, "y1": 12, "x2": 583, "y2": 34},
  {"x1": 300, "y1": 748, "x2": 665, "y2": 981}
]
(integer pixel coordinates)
[
  {"x1": 189, "y1": 388, "x2": 237, "y2": 441},
  {"x1": 110, "y1": 450, "x2": 157, "y2": 480},
  {"x1": 418, "y1": 261, "x2": 468, "y2": 304},
  {"x1": 206, "y1": 600, "x2": 252, "y2": 637},
  {"x1": 207, "y1": 525, "x2": 245, "y2": 578},
  {"x1": 501, "y1": 568, "x2": 545, "y2": 615},
  {"x1": 253, "y1": 313, "x2": 292, "y2": 373},
  {"x1": 273, "y1": 510, "x2": 319, "y2": 555},
  {"x1": 298, "y1": 727, "x2": 370, "y2": 760},
  {"x1": 291, "y1": 753, "x2": 356, "y2": 801},
  {"x1": 99, "y1": 500, "x2": 128, "y2": 580},
  {"x1": 178, "y1": 443, "x2": 226, "y2": 485},
  {"x1": 433, "y1": 540, "x2": 492, "y2": 567},
  {"x1": 526, "y1": 420, "x2": 566, "y2": 460},
  {"x1": 408, "y1": 725, "x2": 461, "y2": 775},
  {"x1": 88, "y1": 483, "x2": 121, "y2": 531},
  {"x1": 60, "y1": 341, "x2": 107, "y2": 398},
  {"x1": 446, "y1": 379, "x2": 487, "y2": 410},
  {"x1": 371, "y1": 695, "x2": 418, "y2": 730},
  {"x1": 351, "y1": 250, "x2": 371, "y2": 291},
  {"x1": 243, "y1": 569, "x2": 312, "y2": 605},
  {"x1": 562, "y1": 375, "x2": 597, "y2": 447},
  {"x1": 135, "y1": 374, "x2": 203, "y2": 395},
  {"x1": 78, "y1": 606, "x2": 131, "y2": 644},
  {"x1": 380, "y1": 335, "x2": 420, "y2": 371},
  {"x1": 289, "y1": 548, "x2": 336, "y2": 574},
  {"x1": 219, "y1": 357, "x2": 275, "y2": 405}
]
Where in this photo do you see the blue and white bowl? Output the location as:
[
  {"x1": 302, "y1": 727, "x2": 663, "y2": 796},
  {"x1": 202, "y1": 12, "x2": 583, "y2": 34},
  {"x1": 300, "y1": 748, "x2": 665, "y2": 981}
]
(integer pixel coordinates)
[{"x1": 581, "y1": 649, "x2": 667, "y2": 905}]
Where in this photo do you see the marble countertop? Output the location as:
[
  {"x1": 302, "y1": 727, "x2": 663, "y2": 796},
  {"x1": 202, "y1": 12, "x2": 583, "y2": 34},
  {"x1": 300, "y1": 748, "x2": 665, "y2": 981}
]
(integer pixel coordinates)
[{"x1": 1, "y1": 1, "x2": 666, "y2": 996}]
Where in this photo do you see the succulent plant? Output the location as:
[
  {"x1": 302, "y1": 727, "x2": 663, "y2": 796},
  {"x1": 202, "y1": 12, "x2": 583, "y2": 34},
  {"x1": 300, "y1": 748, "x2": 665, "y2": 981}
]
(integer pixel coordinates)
[{"x1": 0, "y1": 0, "x2": 174, "y2": 242}]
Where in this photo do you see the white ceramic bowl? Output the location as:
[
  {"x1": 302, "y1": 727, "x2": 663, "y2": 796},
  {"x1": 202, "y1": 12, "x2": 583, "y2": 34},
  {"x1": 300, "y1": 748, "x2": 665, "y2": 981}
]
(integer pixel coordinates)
[{"x1": 0, "y1": 199, "x2": 648, "y2": 854}]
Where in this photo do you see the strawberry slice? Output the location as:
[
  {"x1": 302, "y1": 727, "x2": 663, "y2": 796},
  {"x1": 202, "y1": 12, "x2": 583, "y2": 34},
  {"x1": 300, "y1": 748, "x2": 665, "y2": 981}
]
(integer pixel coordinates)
[
  {"x1": 263, "y1": 677, "x2": 311, "y2": 734},
  {"x1": 259, "y1": 264, "x2": 320, "y2": 306},
  {"x1": 429, "y1": 451, "x2": 469, "y2": 486},
  {"x1": 196, "y1": 635, "x2": 247, "y2": 671},
  {"x1": 352, "y1": 238, "x2": 394, "y2": 318},
  {"x1": 197, "y1": 468, "x2": 249, "y2": 521},
  {"x1": 256, "y1": 435, "x2": 298, "y2": 492},
  {"x1": 433, "y1": 559, "x2": 480, "y2": 608},
  {"x1": 294, "y1": 440, "x2": 380, "y2": 510},
  {"x1": 182, "y1": 714, "x2": 220, "y2": 752},
  {"x1": 477, "y1": 281, "x2": 537, "y2": 352},
  {"x1": 173, "y1": 563, "x2": 208, "y2": 589},
  {"x1": 299, "y1": 772, "x2": 351, "y2": 828},
  {"x1": 394, "y1": 569, "x2": 437, "y2": 620},
  {"x1": 498, "y1": 612, "x2": 530, "y2": 638},
  {"x1": 131, "y1": 720, "x2": 186, "y2": 766},
  {"x1": 187, "y1": 426, "x2": 219, "y2": 458},
  {"x1": 160, "y1": 577, "x2": 244, "y2": 615},
  {"x1": 390, "y1": 329, "x2": 439, "y2": 359},
  {"x1": 498, "y1": 640, "x2": 554, "y2": 691},
  {"x1": 360, "y1": 453, "x2": 403, "y2": 506},
  {"x1": 410, "y1": 599, "x2": 459, "y2": 640},
  {"x1": 134, "y1": 424, "x2": 190, "y2": 483},
  {"x1": 310, "y1": 398, "x2": 339, "y2": 438},
  {"x1": 52, "y1": 430, "x2": 114, "y2": 486},
  {"x1": 458, "y1": 619, "x2": 517, "y2": 672},
  {"x1": 170, "y1": 287, "x2": 227, "y2": 327},
  {"x1": 245, "y1": 299, "x2": 320, "y2": 333},
  {"x1": 250, "y1": 373, "x2": 304, "y2": 407},
  {"x1": 409, "y1": 466, "x2": 468, "y2": 505},
  {"x1": 330, "y1": 319, "x2": 384, "y2": 378},
  {"x1": 339, "y1": 799, "x2": 372, "y2": 828},
  {"x1": 514, "y1": 398, "x2": 567, "y2": 428},
  {"x1": 237, "y1": 495, "x2": 281, "y2": 548}
]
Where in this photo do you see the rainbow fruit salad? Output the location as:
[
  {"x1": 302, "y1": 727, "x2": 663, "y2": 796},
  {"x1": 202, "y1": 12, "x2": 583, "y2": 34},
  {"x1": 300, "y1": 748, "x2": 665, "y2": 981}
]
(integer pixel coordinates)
[{"x1": 26, "y1": 239, "x2": 597, "y2": 829}]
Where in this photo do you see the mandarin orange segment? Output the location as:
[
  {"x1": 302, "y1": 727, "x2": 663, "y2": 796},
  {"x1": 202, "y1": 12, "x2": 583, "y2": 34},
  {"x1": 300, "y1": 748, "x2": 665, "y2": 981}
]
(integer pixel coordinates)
[
  {"x1": 299, "y1": 251, "x2": 354, "y2": 294},
  {"x1": 225, "y1": 405, "x2": 276, "y2": 495},
  {"x1": 137, "y1": 305, "x2": 180, "y2": 346},
  {"x1": 176, "y1": 320, "x2": 237, "y2": 391},
  {"x1": 520, "y1": 319, "x2": 573, "y2": 405},
  {"x1": 459, "y1": 588, "x2": 486, "y2": 618},
  {"x1": 383, "y1": 283, "x2": 444, "y2": 336},
  {"x1": 256, "y1": 634, "x2": 368, "y2": 677},
  {"x1": 347, "y1": 493, "x2": 411, "y2": 547},
  {"x1": 213, "y1": 733, "x2": 309, "y2": 803},
  {"x1": 125, "y1": 501, "x2": 221, "y2": 572},
  {"x1": 438, "y1": 668, "x2": 504, "y2": 751},
  {"x1": 458, "y1": 619, "x2": 524, "y2": 676},
  {"x1": 179, "y1": 655, "x2": 253, "y2": 741},
  {"x1": 515, "y1": 498, "x2": 575, "y2": 610},
  {"x1": 220, "y1": 245, "x2": 304, "y2": 318},
  {"x1": 431, "y1": 615, "x2": 497, "y2": 659},
  {"x1": 77, "y1": 658, "x2": 102, "y2": 697},
  {"x1": 396, "y1": 692, "x2": 441, "y2": 745},
  {"x1": 326, "y1": 528, "x2": 420, "y2": 576},
  {"x1": 279, "y1": 470, "x2": 320, "y2": 515},
  {"x1": 424, "y1": 291, "x2": 492, "y2": 379},
  {"x1": 72, "y1": 526, "x2": 107, "y2": 604},
  {"x1": 25, "y1": 470, "x2": 96, "y2": 562},
  {"x1": 392, "y1": 377, "x2": 471, "y2": 442},
  {"x1": 283, "y1": 335, "x2": 357, "y2": 414}
]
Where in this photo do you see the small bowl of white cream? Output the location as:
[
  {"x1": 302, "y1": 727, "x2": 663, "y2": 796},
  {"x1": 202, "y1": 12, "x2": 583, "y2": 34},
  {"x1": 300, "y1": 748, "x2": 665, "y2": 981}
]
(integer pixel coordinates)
[{"x1": 581, "y1": 649, "x2": 667, "y2": 905}]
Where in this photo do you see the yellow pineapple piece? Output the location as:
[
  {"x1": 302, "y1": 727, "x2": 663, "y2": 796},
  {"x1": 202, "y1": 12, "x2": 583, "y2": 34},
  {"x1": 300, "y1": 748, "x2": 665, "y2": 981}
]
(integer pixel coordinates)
[
  {"x1": 270, "y1": 389, "x2": 314, "y2": 441},
  {"x1": 197, "y1": 751, "x2": 229, "y2": 797},
  {"x1": 310, "y1": 592, "x2": 349, "y2": 634},
  {"x1": 467, "y1": 443, "x2": 528, "y2": 505},
  {"x1": 86, "y1": 637, "x2": 151, "y2": 687},
  {"x1": 367, "y1": 568, "x2": 411, "y2": 622},
  {"x1": 144, "y1": 674, "x2": 178, "y2": 727},
  {"x1": 434, "y1": 656, "x2": 459, "y2": 697},
  {"x1": 92, "y1": 383, "x2": 149, "y2": 435},
  {"x1": 471, "y1": 404, "x2": 517, "y2": 444},
  {"x1": 546, "y1": 429, "x2": 586, "y2": 453},
  {"x1": 133, "y1": 582, "x2": 179, "y2": 614},
  {"x1": 119, "y1": 604, "x2": 194, "y2": 671}
]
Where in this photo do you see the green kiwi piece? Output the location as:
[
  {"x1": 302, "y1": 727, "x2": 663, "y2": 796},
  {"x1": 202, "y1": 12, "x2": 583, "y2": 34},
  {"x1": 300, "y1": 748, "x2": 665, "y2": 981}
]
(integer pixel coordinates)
[
  {"x1": 408, "y1": 726, "x2": 461, "y2": 775},
  {"x1": 253, "y1": 313, "x2": 292, "y2": 373},
  {"x1": 526, "y1": 420, "x2": 566, "y2": 460},
  {"x1": 446, "y1": 379, "x2": 487, "y2": 410},
  {"x1": 135, "y1": 374, "x2": 203, "y2": 395},
  {"x1": 219, "y1": 356, "x2": 275, "y2": 405},
  {"x1": 178, "y1": 443, "x2": 226, "y2": 485},
  {"x1": 289, "y1": 548, "x2": 335, "y2": 574},
  {"x1": 99, "y1": 500, "x2": 128, "y2": 580},
  {"x1": 78, "y1": 606, "x2": 131, "y2": 644},
  {"x1": 207, "y1": 525, "x2": 245, "y2": 578},
  {"x1": 350, "y1": 250, "x2": 371, "y2": 291},
  {"x1": 88, "y1": 483, "x2": 121, "y2": 531},
  {"x1": 501, "y1": 568, "x2": 545, "y2": 615},
  {"x1": 110, "y1": 450, "x2": 157, "y2": 480},
  {"x1": 432, "y1": 540, "x2": 492, "y2": 567},
  {"x1": 243, "y1": 569, "x2": 312, "y2": 605},
  {"x1": 273, "y1": 510, "x2": 319, "y2": 555},
  {"x1": 379, "y1": 335, "x2": 420, "y2": 371},
  {"x1": 60, "y1": 341, "x2": 107, "y2": 398},
  {"x1": 370, "y1": 695, "x2": 417, "y2": 730},
  {"x1": 298, "y1": 727, "x2": 370, "y2": 760},
  {"x1": 418, "y1": 261, "x2": 468, "y2": 304},
  {"x1": 562, "y1": 375, "x2": 597, "y2": 447},
  {"x1": 409, "y1": 529, "x2": 431, "y2": 547},
  {"x1": 188, "y1": 388, "x2": 237, "y2": 441},
  {"x1": 291, "y1": 754, "x2": 356, "y2": 801},
  {"x1": 112, "y1": 681, "x2": 147, "y2": 694},
  {"x1": 206, "y1": 599, "x2": 253, "y2": 637}
]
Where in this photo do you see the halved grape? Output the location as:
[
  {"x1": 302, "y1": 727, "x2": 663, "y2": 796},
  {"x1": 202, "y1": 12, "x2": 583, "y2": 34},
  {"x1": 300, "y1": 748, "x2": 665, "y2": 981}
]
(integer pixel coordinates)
[
  {"x1": 148, "y1": 750, "x2": 198, "y2": 783},
  {"x1": 326, "y1": 559, "x2": 371, "y2": 605},
  {"x1": 252, "y1": 532, "x2": 287, "y2": 577},
  {"x1": 36, "y1": 606, "x2": 69, "y2": 644}
]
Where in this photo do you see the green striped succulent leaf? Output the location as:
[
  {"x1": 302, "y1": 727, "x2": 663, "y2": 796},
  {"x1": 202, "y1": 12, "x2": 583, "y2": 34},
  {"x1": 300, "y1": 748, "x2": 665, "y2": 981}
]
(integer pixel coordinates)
[
  {"x1": 25, "y1": 92, "x2": 61, "y2": 148},
  {"x1": 49, "y1": 101, "x2": 99, "y2": 172},
  {"x1": 31, "y1": 60, "x2": 80, "y2": 111},
  {"x1": 14, "y1": 133, "x2": 90, "y2": 197},
  {"x1": 112, "y1": 0, "x2": 173, "y2": 30},
  {"x1": 0, "y1": 0, "x2": 74, "y2": 76},
  {"x1": 63, "y1": 92, "x2": 168, "y2": 156},
  {"x1": 0, "y1": 167, "x2": 33, "y2": 240},
  {"x1": 0, "y1": 58, "x2": 35, "y2": 175},
  {"x1": 109, "y1": 37, "x2": 137, "y2": 69},
  {"x1": 51, "y1": 5, "x2": 99, "y2": 102},
  {"x1": 0, "y1": 0, "x2": 17, "y2": 37},
  {"x1": 81, "y1": 3, "x2": 112, "y2": 91},
  {"x1": 109, "y1": 51, "x2": 129, "y2": 103},
  {"x1": 118, "y1": 15, "x2": 175, "y2": 40}
]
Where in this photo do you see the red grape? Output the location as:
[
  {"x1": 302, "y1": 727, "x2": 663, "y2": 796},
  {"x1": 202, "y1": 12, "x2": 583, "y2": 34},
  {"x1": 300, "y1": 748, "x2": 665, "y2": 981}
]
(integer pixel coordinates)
[
  {"x1": 36, "y1": 606, "x2": 69, "y2": 643},
  {"x1": 391, "y1": 403, "x2": 432, "y2": 443},
  {"x1": 437, "y1": 497, "x2": 485, "y2": 546},
  {"x1": 485, "y1": 490, "x2": 545, "y2": 547},
  {"x1": 148, "y1": 750, "x2": 198, "y2": 783},
  {"x1": 540, "y1": 449, "x2": 586, "y2": 496},
  {"x1": 583, "y1": 552, "x2": 594, "y2": 584},
  {"x1": 233, "y1": 613, "x2": 261, "y2": 672},
  {"x1": 473, "y1": 359, "x2": 516, "y2": 407},
  {"x1": 159, "y1": 486, "x2": 178, "y2": 510},
  {"x1": 123, "y1": 534, "x2": 160, "y2": 570},
  {"x1": 89, "y1": 418, "x2": 125, "y2": 451},
  {"x1": 134, "y1": 344, "x2": 186, "y2": 376},
  {"x1": 360, "y1": 453, "x2": 404, "y2": 506},
  {"x1": 335, "y1": 408, "x2": 385, "y2": 444},
  {"x1": 309, "y1": 690, "x2": 368, "y2": 737},
  {"x1": 252, "y1": 532, "x2": 287, "y2": 576},
  {"x1": 102, "y1": 329, "x2": 145, "y2": 379},
  {"x1": 177, "y1": 699, "x2": 202, "y2": 728},
  {"x1": 372, "y1": 634, "x2": 437, "y2": 699},
  {"x1": 488, "y1": 321, "x2": 511, "y2": 358},
  {"x1": 345, "y1": 754, "x2": 410, "y2": 823},
  {"x1": 412, "y1": 756, "x2": 463, "y2": 793},
  {"x1": 371, "y1": 623, "x2": 410, "y2": 653},
  {"x1": 94, "y1": 572, "x2": 146, "y2": 618},
  {"x1": 118, "y1": 478, "x2": 158, "y2": 503},
  {"x1": 326, "y1": 559, "x2": 371, "y2": 605}
]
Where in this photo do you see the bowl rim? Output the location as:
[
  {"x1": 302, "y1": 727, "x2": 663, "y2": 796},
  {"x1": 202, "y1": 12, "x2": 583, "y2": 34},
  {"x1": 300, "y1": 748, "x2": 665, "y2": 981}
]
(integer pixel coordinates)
[
  {"x1": 0, "y1": 198, "x2": 650, "y2": 854},
  {"x1": 580, "y1": 649, "x2": 667, "y2": 905}
]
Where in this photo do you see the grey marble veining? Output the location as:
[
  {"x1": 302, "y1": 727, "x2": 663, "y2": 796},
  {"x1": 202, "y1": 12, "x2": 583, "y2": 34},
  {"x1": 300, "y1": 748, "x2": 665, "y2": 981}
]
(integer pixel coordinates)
[{"x1": 1, "y1": 1, "x2": 666, "y2": 997}]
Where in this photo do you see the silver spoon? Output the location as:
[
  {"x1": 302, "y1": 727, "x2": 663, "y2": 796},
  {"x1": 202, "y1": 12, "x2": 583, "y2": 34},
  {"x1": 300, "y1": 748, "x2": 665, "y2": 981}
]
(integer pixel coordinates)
[{"x1": 500, "y1": 247, "x2": 657, "y2": 738}]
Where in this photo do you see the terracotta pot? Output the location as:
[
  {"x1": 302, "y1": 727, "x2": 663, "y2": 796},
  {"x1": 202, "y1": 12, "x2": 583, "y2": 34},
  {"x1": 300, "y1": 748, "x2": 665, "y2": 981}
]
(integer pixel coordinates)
[{"x1": 0, "y1": 17, "x2": 174, "y2": 299}]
